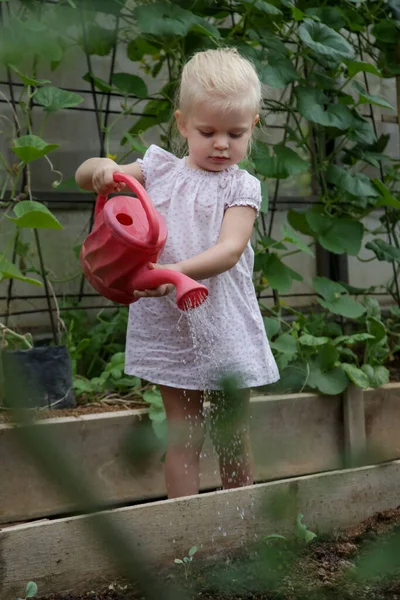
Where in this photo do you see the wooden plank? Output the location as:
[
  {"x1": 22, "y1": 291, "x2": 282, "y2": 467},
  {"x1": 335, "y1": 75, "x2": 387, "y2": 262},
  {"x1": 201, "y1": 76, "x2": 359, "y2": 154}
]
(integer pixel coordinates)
[
  {"x1": 343, "y1": 384, "x2": 367, "y2": 466},
  {"x1": 365, "y1": 383, "x2": 400, "y2": 462},
  {"x1": 0, "y1": 392, "x2": 343, "y2": 524},
  {"x1": 1, "y1": 461, "x2": 400, "y2": 600}
]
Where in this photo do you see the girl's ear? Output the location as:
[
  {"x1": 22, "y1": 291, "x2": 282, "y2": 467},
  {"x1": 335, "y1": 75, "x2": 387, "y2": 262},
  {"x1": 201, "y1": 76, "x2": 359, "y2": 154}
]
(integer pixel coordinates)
[
  {"x1": 252, "y1": 114, "x2": 259, "y2": 130},
  {"x1": 175, "y1": 110, "x2": 188, "y2": 137}
]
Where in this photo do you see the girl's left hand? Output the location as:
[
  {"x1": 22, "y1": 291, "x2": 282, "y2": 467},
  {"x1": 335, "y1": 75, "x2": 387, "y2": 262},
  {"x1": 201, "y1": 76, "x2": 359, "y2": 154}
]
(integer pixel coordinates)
[{"x1": 132, "y1": 263, "x2": 181, "y2": 299}]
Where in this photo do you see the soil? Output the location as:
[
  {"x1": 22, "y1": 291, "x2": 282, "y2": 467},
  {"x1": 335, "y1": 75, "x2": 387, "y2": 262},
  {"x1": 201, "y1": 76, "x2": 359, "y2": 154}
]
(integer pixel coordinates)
[{"x1": 38, "y1": 507, "x2": 400, "y2": 600}]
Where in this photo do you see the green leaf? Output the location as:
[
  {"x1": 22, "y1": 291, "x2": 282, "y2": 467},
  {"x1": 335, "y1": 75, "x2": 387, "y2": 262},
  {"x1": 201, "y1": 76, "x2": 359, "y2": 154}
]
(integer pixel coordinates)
[
  {"x1": 112, "y1": 73, "x2": 148, "y2": 98},
  {"x1": 306, "y1": 213, "x2": 363, "y2": 256},
  {"x1": 83, "y1": 72, "x2": 112, "y2": 93},
  {"x1": 326, "y1": 165, "x2": 379, "y2": 198},
  {"x1": 174, "y1": 559, "x2": 184, "y2": 564},
  {"x1": 372, "y1": 180, "x2": 400, "y2": 209},
  {"x1": 308, "y1": 361, "x2": 349, "y2": 395},
  {"x1": 313, "y1": 276, "x2": 346, "y2": 301},
  {"x1": 81, "y1": 24, "x2": 116, "y2": 56},
  {"x1": 299, "y1": 334, "x2": 329, "y2": 347},
  {"x1": 8, "y1": 64, "x2": 50, "y2": 86},
  {"x1": 8, "y1": 201, "x2": 63, "y2": 229},
  {"x1": 134, "y1": 2, "x2": 198, "y2": 37},
  {"x1": 34, "y1": 86, "x2": 83, "y2": 112},
  {"x1": 287, "y1": 209, "x2": 313, "y2": 236},
  {"x1": 317, "y1": 344, "x2": 339, "y2": 371},
  {"x1": 262, "y1": 253, "x2": 303, "y2": 293},
  {"x1": 318, "y1": 296, "x2": 366, "y2": 319},
  {"x1": 270, "y1": 333, "x2": 298, "y2": 355},
  {"x1": 12, "y1": 135, "x2": 59, "y2": 163},
  {"x1": 342, "y1": 363, "x2": 370, "y2": 388},
  {"x1": 295, "y1": 86, "x2": 354, "y2": 129},
  {"x1": 365, "y1": 239, "x2": 400, "y2": 264},
  {"x1": 189, "y1": 545, "x2": 198, "y2": 557},
  {"x1": 126, "y1": 98, "x2": 171, "y2": 137},
  {"x1": 305, "y1": 7, "x2": 346, "y2": 30},
  {"x1": 298, "y1": 19, "x2": 355, "y2": 63},
  {"x1": 353, "y1": 82, "x2": 394, "y2": 111},
  {"x1": 242, "y1": 0, "x2": 282, "y2": 14},
  {"x1": 345, "y1": 61, "x2": 382, "y2": 78},
  {"x1": 253, "y1": 143, "x2": 309, "y2": 179},
  {"x1": 25, "y1": 581, "x2": 38, "y2": 598},
  {"x1": 334, "y1": 333, "x2": 375, "y2": 346},
  {"x1": 372, "y1": 19, "x2": 400, "y2": 44},
  {"x1": 263, "y1": 317, "x2": 281, "y2": 339},
  {"x1": 282, "y1": 225, "x2": 314, "y2": 257},
  {"x1": 296, "y1": 514, "x2": 317, "y2": 543},
  {"x1": 367, "y1": 317, "x2": 386, "y2": 343},
  {"x1": 261, "y1": 56, "x2": 299, "y2": 88},
  {"x1": 0, "y1": 256, "x2": 42, "y2": 286},
  {"x1": 348, "y1": 114, "x2": 376, "y2": 146},
  {"x1": 127, "y1": 37, "x2": 159, "y2": 61},
  {"x1": 361, "y1": 365, "x2": 389, "y2": 388}
]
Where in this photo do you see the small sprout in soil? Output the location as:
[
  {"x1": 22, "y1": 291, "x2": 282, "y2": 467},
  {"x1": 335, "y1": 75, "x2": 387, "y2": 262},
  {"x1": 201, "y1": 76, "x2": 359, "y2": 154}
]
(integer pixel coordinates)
[
  {"x1": 17, "y1": 581, "x2": 38, "y2": 600},
  {"x1": 174, "y1": 545, "x2": 198, "y2": 579},
  {"x1": 263, "y1": 514, "x2": 317, "y2": 546}
]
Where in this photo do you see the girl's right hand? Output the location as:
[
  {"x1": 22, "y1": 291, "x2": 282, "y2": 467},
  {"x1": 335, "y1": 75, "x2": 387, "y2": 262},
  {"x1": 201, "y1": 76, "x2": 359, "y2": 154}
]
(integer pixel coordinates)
[{"x1": 92, "y1": 160, "x2": 126, "y2": 195}]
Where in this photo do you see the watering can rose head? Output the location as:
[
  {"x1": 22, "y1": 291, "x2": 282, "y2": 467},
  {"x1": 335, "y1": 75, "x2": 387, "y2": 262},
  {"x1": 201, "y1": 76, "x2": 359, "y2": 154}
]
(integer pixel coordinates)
[{"x1": 80, "y1": 173, "x2": 208, "y2": 310}]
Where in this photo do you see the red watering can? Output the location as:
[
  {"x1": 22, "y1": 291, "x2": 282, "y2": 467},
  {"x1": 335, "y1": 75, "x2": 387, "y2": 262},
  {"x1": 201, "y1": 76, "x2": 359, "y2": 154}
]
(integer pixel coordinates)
[{"x1": 80, "y1": 173, "x2": 208, "y2": 310}]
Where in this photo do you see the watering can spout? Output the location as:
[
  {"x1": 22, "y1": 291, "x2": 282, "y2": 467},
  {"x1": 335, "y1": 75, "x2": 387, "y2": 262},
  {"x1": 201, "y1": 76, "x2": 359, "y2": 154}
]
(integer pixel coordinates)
[{"x1": 131, "y1": 266, "x2": 208, "y2": 311}]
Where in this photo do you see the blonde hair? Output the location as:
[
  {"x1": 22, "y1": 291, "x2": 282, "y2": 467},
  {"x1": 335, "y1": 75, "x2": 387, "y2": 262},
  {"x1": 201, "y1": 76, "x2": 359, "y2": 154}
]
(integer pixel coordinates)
[{"x1": 177, "y1": 47, "x2": 262, "y2": 116}]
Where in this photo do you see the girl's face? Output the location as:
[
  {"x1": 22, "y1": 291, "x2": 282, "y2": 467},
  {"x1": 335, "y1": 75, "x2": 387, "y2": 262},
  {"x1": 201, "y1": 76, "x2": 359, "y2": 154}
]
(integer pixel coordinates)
[{"x1": 175, "y1": 102, "x2": 258, "y2": 172}]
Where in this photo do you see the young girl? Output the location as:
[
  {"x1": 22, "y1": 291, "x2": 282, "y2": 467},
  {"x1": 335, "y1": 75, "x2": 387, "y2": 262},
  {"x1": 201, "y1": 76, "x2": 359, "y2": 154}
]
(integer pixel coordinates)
[{"x1": 75, "y1": 48, "x2": 279, "y2": 499}]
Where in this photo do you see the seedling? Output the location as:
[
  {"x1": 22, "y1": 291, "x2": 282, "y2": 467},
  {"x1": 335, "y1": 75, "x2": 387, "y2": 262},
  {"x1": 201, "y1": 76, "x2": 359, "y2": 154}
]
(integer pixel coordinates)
[
  {"x1": 174, "y1": 545, "x2": 198, "y2": 579},
  {"x1": 17, "y1": 581, "x2": 38, "y2": 600}
]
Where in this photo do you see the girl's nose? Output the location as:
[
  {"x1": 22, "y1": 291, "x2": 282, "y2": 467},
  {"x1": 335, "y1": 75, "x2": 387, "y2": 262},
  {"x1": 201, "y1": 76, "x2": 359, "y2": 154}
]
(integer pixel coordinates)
[{"x1": 214, "y1": 136, "x2": 229, "y2": 150}]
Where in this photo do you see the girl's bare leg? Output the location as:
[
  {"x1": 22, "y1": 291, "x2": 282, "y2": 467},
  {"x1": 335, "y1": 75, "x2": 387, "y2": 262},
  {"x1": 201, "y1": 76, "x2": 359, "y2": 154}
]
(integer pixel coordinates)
[
  {"x1": 210, "y1": 389, "x2": 253, "y2": 489},
  {"x1": 160, "y1": 385, "x2": 205, "y2": 499}
]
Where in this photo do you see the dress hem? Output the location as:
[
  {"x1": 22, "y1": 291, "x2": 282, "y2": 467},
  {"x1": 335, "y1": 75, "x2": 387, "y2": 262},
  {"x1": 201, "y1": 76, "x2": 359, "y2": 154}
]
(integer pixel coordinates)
[{"x1": 124, "y1": 368, "x2": 280, "y2": 391}]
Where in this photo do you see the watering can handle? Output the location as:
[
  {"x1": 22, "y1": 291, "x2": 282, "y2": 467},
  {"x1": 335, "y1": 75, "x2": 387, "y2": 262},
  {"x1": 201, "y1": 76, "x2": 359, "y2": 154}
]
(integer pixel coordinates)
[
  {"x1": 94, "y1": 172, "x2": 159, "y2": 246},
  {"x1": 113, "y1": 172, "x2": 159, "y2": 245}
]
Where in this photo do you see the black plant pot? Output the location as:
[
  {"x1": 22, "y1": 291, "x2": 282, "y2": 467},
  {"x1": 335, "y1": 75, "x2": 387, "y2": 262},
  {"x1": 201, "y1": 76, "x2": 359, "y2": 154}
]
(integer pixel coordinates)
[{"x1": 1, "y1": 345, "x2": 76, "y2": 410}]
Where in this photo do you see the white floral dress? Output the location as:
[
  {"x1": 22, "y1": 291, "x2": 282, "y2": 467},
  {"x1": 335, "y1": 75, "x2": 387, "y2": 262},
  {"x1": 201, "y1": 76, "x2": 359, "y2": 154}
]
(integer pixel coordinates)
[{"x1": 124, "y1": 145, "x2": 279, "y2": 390}]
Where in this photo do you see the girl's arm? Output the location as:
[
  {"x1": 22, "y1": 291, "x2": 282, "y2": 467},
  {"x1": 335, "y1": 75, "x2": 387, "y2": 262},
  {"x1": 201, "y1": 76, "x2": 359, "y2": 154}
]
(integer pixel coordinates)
[
  {"x1": 174, "y1": 206, "x2": 256, "y2": 280},
  {"x1": 75, "y1": 158, "x2": 144, "y2": 194}
]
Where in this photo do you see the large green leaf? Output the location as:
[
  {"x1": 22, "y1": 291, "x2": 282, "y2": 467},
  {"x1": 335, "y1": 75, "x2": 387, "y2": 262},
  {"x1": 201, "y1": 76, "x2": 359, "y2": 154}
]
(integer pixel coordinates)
[
  {"x1": 0, "y1": 256, "x2": 42, "y2": 286},
  {"x1": 80, "y1": 24, "x2": 116, "y2": 56},
  {"x1": 295, "y1": 86, "x2": 354, "y2": 129},
  {"x1": 83, "y1": 72, "x2": 112, "y2": 93},
  {"x1": 34, "y1": 86, "x2": 84, "y2": 112},
  {"x1": 299, "y1": 334, "x2": 329, "y2": 346},
  {"x1": 112, "y1": 73, "x2": 148, "y2": 98},
  {"x1": 313, "y1": 276, "x2": 346, "y2": 302},
  {"x1": 305, "y1": 7, "x2": 346, "y2": 30},
  {"x1": 373, "y1": 180, "x2": 400, "y2": 209},
  {"x1": 262, "y1": 253, "x2": 303, "y2": 293},
  {"x1": 353, "y1": 82, "x2": 394, "y2": 110},
  {"x1": 367, "y1": 317, "x2": 387, "y2": 344},
  {"x1": 308, "y1": 361, "x2": 349, "y2": 395},
  {"x1": 263, "y1": 317, "x2": 281, "y2": 339},
  {"x1": 334, "y1": 333, "x2": 375, "y2": 346},
  {"x1": 8, "y1": 64, "x2": 50, "y2": 86},
  {"x1": 127, "y1": 37, "x2": 160, "y2": 61},
  {"x1": 270, "y1": 333, "x2": 297, "y2": 355},
  {"x1": 342, "y1": 363, "x2": 370, "y2": 388},
  {"x1": 318, "y1": 296, "x2": 366, "y2": 319},
  {"x1": 287, "y1": 209, "x2": 314, "y2": 236},
  {"x1": 282, "y1": 224, "x2": 314, "y2": 257},
  {"x1": 306, "y1": 212, "x2": 363, "y2": 255},
  {"x1": 134, "y1": 2, "x2": 198, "y2": 37},
  {"x1": 361, "y1": 364, "x2": 389, "y2": 388},
  {"x1": 261, "y1": 56, "x2": 299, "y2": 88},
  {"x1": 242, "y1": 0, "x2": 282, "y2": 15},
  {"x1": 345, "y1": 61, "x2": 382, "y2": 78},
  {"x1": 8, "y1": 201, "x2": 62, "y2": 229},
  {"x1": 12, "y1": 135, "x2": 59, "y2": 163},
  {"x1": 298, "y1": 19, "x2": 355, "y2": 63},
  {"x1": 348, "y1": 114, "x2": 376, "y2": 145},
  {"x1": 326, "y1": 165, "x2": 379, "y2": 198},
  {"x1": 253, "y1": 143, "x2": 309, "y2": 179},
  {"x1": 365, "y1": 239, "x2": 400, "y2": 264}
]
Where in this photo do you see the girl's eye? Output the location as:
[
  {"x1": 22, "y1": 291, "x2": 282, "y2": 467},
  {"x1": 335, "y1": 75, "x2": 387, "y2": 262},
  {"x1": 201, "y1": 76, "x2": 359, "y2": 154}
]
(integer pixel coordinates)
[
  {"x1": 199, "y1": 131, "x2": 213, "y2": 138},
  {"x1": 230, "y1": 133, "x2": 244, "y2": 139}
]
